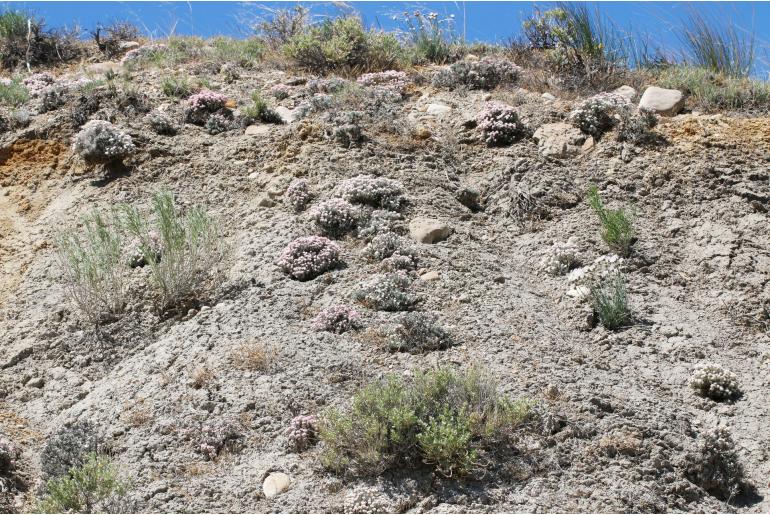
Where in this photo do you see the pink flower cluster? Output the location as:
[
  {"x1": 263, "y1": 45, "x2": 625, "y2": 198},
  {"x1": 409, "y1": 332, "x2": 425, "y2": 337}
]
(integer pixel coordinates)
[
  {"x1": 356, "y1": 70, "x2": 409, "y2": 90},
  {"x1": 187, "y1": 89, "x2": 228, "y2": 114},
  {"x1": 284, "y1": 415, "x2": 319, "y2": 451},
  {"x1": 312, "y1": 305, "x2": 361, "y2": 334},
  {"x1": 23, "y1": 72, "x2": 55, "y2": 96},
  {"x1": 476, "y1": 101, "x2": 523, "y2": 146},
  {"x1": 278, "y1": 236, "x2": 341, "y2": 281}
]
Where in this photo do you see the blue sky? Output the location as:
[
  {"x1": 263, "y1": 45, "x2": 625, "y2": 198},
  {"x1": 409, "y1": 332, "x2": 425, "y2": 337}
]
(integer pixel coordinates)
[{"x1": 5, "y1": 2, "x2": 770, "y2": 75}]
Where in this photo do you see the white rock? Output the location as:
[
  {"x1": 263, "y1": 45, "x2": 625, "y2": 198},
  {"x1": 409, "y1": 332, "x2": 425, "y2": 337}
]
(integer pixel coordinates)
[
  {"x1": 274, "y1": 106, "x2": 296, "y2": 124},
  {"x1": 541, "y1": 92, "x2": 556, "y2": 101},
  {"x1": 613, "y1": 85, "x2": 637, "y2": 101},
  {"x1": 638, "y1": 86, "x2": 685, "y2": 116},
  {"x1": 409, "y1": 218, "x2": 451, "y2": 244},
  {"x1": 532, "y1": 123, "x2": 586, "y2": 158},
  {"x1": 426, "y1": 103, "x2": 452, "y2": 117},
  {"x1": 262, "y1": 472, "x2": 290, "y2": 499},
  {"x1": 420, "y1": 271, "x2": 440, "y2": 281}
]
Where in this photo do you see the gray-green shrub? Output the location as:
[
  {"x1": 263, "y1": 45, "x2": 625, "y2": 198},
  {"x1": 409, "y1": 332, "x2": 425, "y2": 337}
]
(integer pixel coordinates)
[{"x1": 589, "y1": 272, "x2": 631, "y2": 330}]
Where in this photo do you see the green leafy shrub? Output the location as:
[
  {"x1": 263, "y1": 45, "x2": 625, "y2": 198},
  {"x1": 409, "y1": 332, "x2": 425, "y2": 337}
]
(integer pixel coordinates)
[
  {"x1": 240, "y1": 91, "x2": 282, "y2": 124},
  {"x1": 319, "y1": 367, "x2": 534, "y2": 477},
  {"x1": 0, "y1": 78, "x2": 28, "y2": 107},
  {"x1": 37, "y1": 454, "x2": 133, "y2": 514},
  {"x1": 283, "y1": 16, "x2": 403, "y2": 75},
  {"x1": 589, "y1": 271, "x2": 632, "y2": 330},
  {"x1": 587, "y1": 185, "x2": 634, "y2": 256},
  {"x1": 56, "y1": 210, "x2": 129, "y2": 324},
  {"x1": 160, "y1": 75, "x2": 193, "y2": 98},
  {"x1": 122, "y1": 191, "x2": 228, "y2": 311}
]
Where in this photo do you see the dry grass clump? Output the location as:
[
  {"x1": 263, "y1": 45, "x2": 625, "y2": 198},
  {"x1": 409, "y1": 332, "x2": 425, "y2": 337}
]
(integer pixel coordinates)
[{"x1": 230, "y1": 340, "x2": 278, "y2": 371}]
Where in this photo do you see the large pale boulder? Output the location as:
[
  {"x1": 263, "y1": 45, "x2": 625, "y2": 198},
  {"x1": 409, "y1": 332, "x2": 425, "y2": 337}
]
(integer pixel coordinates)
[
  {"x1": 533, "y1": 123, "x2": 586, "y2": 158},
  {"x1": 263, "y1": 472, "x2": 290, "y2": 499},
  {"x1": 409, "y1": 218, "x2": 451, "y2": 244},
  {"x1": 639, "y1": 86, "x2": 685, "y2": 116}
]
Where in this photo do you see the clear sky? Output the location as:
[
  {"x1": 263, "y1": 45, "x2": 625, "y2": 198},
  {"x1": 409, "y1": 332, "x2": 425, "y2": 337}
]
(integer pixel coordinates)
[{"x1": 5, "y1": 1, "x2": 770, "y2": 76}]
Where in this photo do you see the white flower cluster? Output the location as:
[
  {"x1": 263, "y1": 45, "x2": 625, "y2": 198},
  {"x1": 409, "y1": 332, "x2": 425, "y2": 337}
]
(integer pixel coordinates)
[
  {"x1": 344, "y1": 484, "x2": 390, "y2": 514},
  {"x1": 146, "y1": 111, "x2": 177, "y2": 135},
  {"x1": 71, "y1": 120, "x2": 135, "y2": 164},
  {"x1": 286, "y1": 179, "x2": 312, "y2": 212},
  {"x1": 476, "y1": 102, "x2": 524, "y2": 146},
  {"x1": 364, "y1": 232, "x2": 417, "y2": 270},
  {"x1": 566, "y1": 254, "x2": 624, "y2": 298},
  {"x1": 433, "y1": 57, "x2": 521, "y2": 90},
  {"x1": 278, "y1": 236, "x2": 341, "y2": 281},
  {"x1": 310, "y1": 198, "x2": 359, "y2": 236},
  {"x1": 356, "y1": 70, "x2": 409, "y2": 91},
  {"x1": 23, "y1": 72, "x2": 55, "y2": 96},
  {"x1": 568, "y1": 92, "x2": 631, "y2": 138},
  {"x1": 541, "y1": 238, "x2": 580, "y2": 276},
  {"x1": 689, "y1": 363, "x2": 741, "y2": 401},
  {"x1": 312, "y1": 305, "x2": 361, "y2": 334},
  {"x1": 335, "y1": 175, "x2": 405, "y2": 211},
  {"x1": 356, "y1": 272, "x2": 419, "y2": 311},
  {"x1": 284, "y1": 415, "x2": 318, "y2": 451}
]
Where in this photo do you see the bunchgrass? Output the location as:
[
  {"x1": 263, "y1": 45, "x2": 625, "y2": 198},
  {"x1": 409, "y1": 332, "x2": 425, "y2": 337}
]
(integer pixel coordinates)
[
  {"x1": 319, "y1": 366, "x2": 534, "y2": 478},
  {"x1": 160, "y1": 74, "x2": 193, "y2": 98},
  {"x1": 587, "y1": 185, "x2": 634, "y2": 257},
  {"x1": 122, "y1": 191, "x2": 228, "y2": 312},
  {"x1": 655, "y1": 65, "x2": 770, "y2": 111},
  {"x1": 0, "y1": 78, "x2": 28, "y2": 107},
  {"x1": 679, "y1": 9, "x2": 755, "y2": 78},
  {"x1": 589, "y1": 272, "x2": 631, "y2": 330},
  {"x1": 56, "y1": 210, "x2": 128, "y2": 325}
]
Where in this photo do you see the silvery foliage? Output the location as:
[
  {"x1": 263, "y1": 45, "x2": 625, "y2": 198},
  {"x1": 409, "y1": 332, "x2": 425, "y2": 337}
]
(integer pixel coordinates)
[
  {"x1": 566, "y1": 254, "x2": 624, "y2": 299},
  {"x1": 205, "y1": 112, "x2": 232, "y2": 135},
  {"x1": 312, "y1": 305, "x2": 361, "y2": 334},
  {"x1": 357, "y1": 70, "x2": 409, "y2": 91},
  {"x1": 146, "y1": 111, "x2": 177, "y2": 135},
  {"x1": 72, "y1": 120, "x2": 135, "y2": 163},
  {"x1": 185, "y1": 418, "x2": 243, "y2": 461},
  {"x1": 476, "y1": 102, "x2": 525, "y2": 146},
  {"x1": 387, "y1": 312, "x2": 453, "y2": 353},
  {"x1": 40, "y1": 420, "x2": 103, "y2": 480},
  {"x1": 278, "y1": 236, "x2": 341, "y2": 281},
  {"x1": 364, "y1": 232, "x2": 417, "y2": 270},
  {"x1": 689, "y1": 363, "x2": 741, "y2": 401},
  {"x1": 309, "y1": 198, "x2": 359, "y2": 237},
  {"x1": 285, "y1": 179, "x2": 313, "y2": 212},
  {"x1": 284, "y1": 415, "x2": 319, "y2": 451},
  {"x1": 335, "y1": 175, "x2": 405, "y2": 211},
  {"x1": 356, "y1": 272, "x2": 419, "y2": 311},
  {"x1": 432, "y1": 57, "x2": 521, "y2": 90},
  {"x1": 686, "y1": 425, "x2": 746, "y2": 500},
  {"x1": 541, "y1": 237, "x2": 580, "y2": 276},
  {"x1": 568, "y1": 92, "x2": 630, "y2": 138}
]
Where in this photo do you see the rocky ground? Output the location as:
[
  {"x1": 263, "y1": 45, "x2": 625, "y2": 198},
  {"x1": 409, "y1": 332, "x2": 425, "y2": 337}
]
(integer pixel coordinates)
[{"x1": 0, "y1": 50, "x2": 768, "y2": 513}]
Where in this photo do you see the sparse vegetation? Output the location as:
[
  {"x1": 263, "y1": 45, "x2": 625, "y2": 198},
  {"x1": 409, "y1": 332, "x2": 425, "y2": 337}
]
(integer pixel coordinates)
[
  {"x1": 122, "y1": 191, "x2": 228, "y2": 311},
  {"x1": 0, "y1": 10, "x2": 81, "y2": 70},
  {"x1": 588, "y1": 271, "x2": 632, "y2": 330},
  {"x1": 160, "y1": 75, "x2": 194, "y2": 99},
  {"x1": 319, "y1": 366, "x2": 535, "y2": 477},
  {"x1": 386, "y1": 313, "x2": 453, "y2": 353},
  {"x1": 587, "y1": 186, "x2": 634, "y2": 256},
  {"x1": 0, "y1": 78, "x2": 28, "y2": 107}
]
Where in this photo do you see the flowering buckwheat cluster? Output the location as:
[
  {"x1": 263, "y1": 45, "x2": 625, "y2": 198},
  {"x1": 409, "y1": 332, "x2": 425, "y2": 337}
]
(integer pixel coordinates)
[
  {"x1": 687, "y1": 425, "x2": 745, "y2": 499},
  {"x1": 335, "y1": 175, "x2": 405, "y2": 211},
  {"x1": 146, "y1": 111, "x2": 177, "y2": 135},
  {"x1": 286, "y1": 179, "x2": 313, "y2": 212},
  {"x1": 476, "y1": 102, "x2": 524, "y2": 146},
  {"x1": 689, "y1": 363, "x2": 741, "y2": 401},
  {"x1": 310, "y1": 198, "x2": 359, "y2": 237},
  {"x1": 284, "y1": 415, "x2": 319, "y2": 451},
  {"x1": 307, "y1": 77, "x2": 349, "y2": 95},
  {"x1": 269, "y1": 83, "x2": 292, "y2": 100},
  {"x1": 278, "y1": 236, "x2": 341, "y2": 281},
  {"x1": 433, "y1": 57, "x2": 521, "y2": 90},
  {"x1": 356, "y1": 70, "x2": 409, "y2": 91},
  {"x1": 387, "y1": 312, "x2": 453, "y2": 353},
  {"x1": 191, "y1": 418, "x2": 243, "y2": 461},
  {"x1": 72, "y1": 120, "x2": 135, "y2": 164},
  {"x1": 356, "y1": 272, "x2": 419, "y2": 311},
  {"x1": 541, "y1": 238, "x2": 580, "y2": 276},
  {"x1": 364, "y1": 232, "x2": 417, "y2": 270},
  {"x1": 566, "y1": 254, "x2": 624, "y2": 298},
  {"x1": 188, "y1": 89, "x2": 228, "y2": 116},
  {"x1": 356, "y1": 209, "x2": 402, "y2": 242},
  {"x1": 23, "y1": 72, "x2": 55, "y2": 96},
  {"x1": 568, "y1": 92, "x2": 630, "y2": 138},
  {"x1": 312, "y1": 305, "x2": 361, "y2": 334},
  {"x1": 344, "y1": 484, "x2": 390, "y2": 514}
]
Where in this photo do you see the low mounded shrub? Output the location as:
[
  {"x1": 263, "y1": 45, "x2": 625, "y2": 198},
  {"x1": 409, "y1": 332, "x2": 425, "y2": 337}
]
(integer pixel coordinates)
[
  {"x1": 40, "y1": 421, "x2": 103, "y2": 481},
  {"x1": 320, "y1": 366, "x2": 535, "y2": 477},
  {"x1": 312, "y1": 305, "x2": 361, "y2": 334},
  {"x1": 356, "y1": 272, "x2": 419, "y2": 311},
  {"x1": 71, "y1": 121, "x2": 135, "y2": 165},
  {"x1": 433, "y1": 57, "x2": 521, "y2": 90},
  {"x1": 146, "y1": 111, "x2": 177, "y2": 135},
  {"x1": 186, "y1": 89, "x2": 228, "y2": 124},
  {"x1": 309, "y1": 198, "x2": 359, "y2": 237},
  {"x1": 278, "y1": 236, "x2": 341, "y2": 281},
  {"x1": 205, "y1": 112, "x2": 232, "y2": 135},
  {"x1": 386, "y1": 312, "x2": 453, "y2": 353},
  {"x1": 686, "y1": 426, "x2": 747, "y2": 501},
  {"x1": 364, "y1": 232, "x2": 417, "y2": 270},
  {"x1": 689, "y1": 363, "x2": 741, "y2": 401},
  {"x1": 335, "y1": 175, "x2": 405, "y2": 211},
  {"x1": 285, "y1": 179, "x2": 313, "y2": 212},
  {"x1": 568, "y1": 92, "x2": 629, "y2": 139},
  {"x1": 541, "y1": 238, "x2": 580, "y2": 276},
  {"x1": 285, "y1": 415, "x2": 319, "y2": 451},
  {"x1": 476, "y1": 102, "x2": 525, "y2": 146},
  {"x1": 356, "y1": 70, "x2": 409, "y2": 90}
]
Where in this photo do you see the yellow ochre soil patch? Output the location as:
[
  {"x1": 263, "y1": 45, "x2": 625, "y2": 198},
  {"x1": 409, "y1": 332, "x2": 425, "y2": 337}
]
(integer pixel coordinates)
[{"x1": 659, "y1": 115, "x2": 770, "y2": 150}]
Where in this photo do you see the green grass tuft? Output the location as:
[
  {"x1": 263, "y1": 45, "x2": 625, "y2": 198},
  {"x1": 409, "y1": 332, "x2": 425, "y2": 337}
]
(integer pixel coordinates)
[{"x1": 587, "y1": 185, "x2": 634, "y2": 257}]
